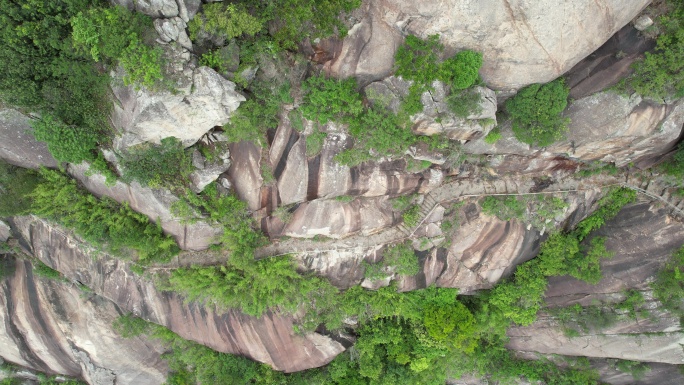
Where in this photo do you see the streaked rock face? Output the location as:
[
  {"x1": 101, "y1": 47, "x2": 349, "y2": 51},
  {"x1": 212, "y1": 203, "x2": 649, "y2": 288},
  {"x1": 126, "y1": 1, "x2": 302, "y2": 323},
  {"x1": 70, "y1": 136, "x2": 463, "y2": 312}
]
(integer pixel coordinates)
[
  {"x1": 507, "y1": 202, "x2": 684, "y2": 365},
  {"x1": 8, "y1": 216, "x2": 345, "y2": 373},
  {"x1": 0, "y1": 258, "x2": 168, "y2": 385},
  {"x1": 323, "y1": 0, "x2": 649, "y2": 89}
]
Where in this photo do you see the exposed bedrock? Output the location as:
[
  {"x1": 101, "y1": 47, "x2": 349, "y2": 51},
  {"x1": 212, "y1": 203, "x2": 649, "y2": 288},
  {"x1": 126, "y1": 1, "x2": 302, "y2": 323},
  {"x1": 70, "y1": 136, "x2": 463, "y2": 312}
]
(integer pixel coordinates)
[
  {"x1": 466, "y1": 92, "x2": 684, "y2": 168},
  {"x1": 287, "y1": 182, "x2": 604, "y2": 291},
  {"x1": 0, "y1": 258, "x2": 168, "y2": 385},
  {"x1": 227, "y1": 118, "x2": 445, "y2": 214},
  {"x1": 322, "y1": 0, "x2": 649, "y2": 89},
  {"x1": 111, "y1": 49, "x2": 245, "y2": 150},
  {"x1": 0, "y1": 109, "x2": 57, "y2": 169},
  {"x1": 8, "y1": 216, "x2": 345, "y2": 373},
  {"x1": 507, "y1": 202, "x2": 684, "y2": 364},
  {"x1": 109, "y1": 0, "x2": 200, "y2": 22}
]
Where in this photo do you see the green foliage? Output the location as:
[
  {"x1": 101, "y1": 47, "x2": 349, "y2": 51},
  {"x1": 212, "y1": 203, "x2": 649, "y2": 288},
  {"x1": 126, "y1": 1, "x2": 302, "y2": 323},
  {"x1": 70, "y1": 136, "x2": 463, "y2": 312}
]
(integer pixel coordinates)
[
  {"x1": 306, "y1": 131, "x2": 327, "y2": 157},
  {"x1": 113, "y1": 313, "x2": 151, "y2": 338},
  {"x1": 615, "y1": 359, "x2": 651, "y2": 380},
  {"x1": 480, "y1": 196, "x2": 525, "y2": 221},
  {"x1": 483, "y1": 129, "x2": 502, "y2": 144},
  {"x1": 402, "y1": 205, "x2": 421, "y2": 228},
  {"x1": 119, "y1": 137, "x2": 193, "y2": 189},
  {"x1": 0, "y1": 0, "x2": 111, "y2": 165},
  {"x1": 71, "y1": 6, "x2": 163, "y2": 88},
  {"x1": 30, "y1": 169, "x2": 179, "y2": 264},
  {"x1": 189, "y1": 3, "x2": 262, "y2": 41},
  {"x1": 394, "y1": 34, "x2": 481, "y2": 89},
  {"x1": 661, "y1": 142, "x2": 684, "y2": 179},
  {"x1": 365, "y1": 242, "x2": 419, "y2": 281},
  {"x1": 0, "y1": 161, "x2": 41, "y2": 217},
  {"x1": 301, "y1": 76, "x2": 363, "y2": 124},
  {"x1": 32, "y1": 260, "x2": 63, "y2": 281},
  {"x1": 506, "y1": 78, "x2": 570, "y2": 147},
  {"x1": 652, "y1": 246, "x2": 684, "y2": 316},
  {"x1": 224, "y1": 82, "x2": 292, "y2": 145},
  {"x1": 446, "y1": 88, "x2": 483, "y2": 118},
  {"x1": 628, "y1": 4, "x2": 684, "y2": 98},
  {"x1": 32, "y1": 113, "x2": 99, "y2": 164},
  {"x1": 394, "y1": 35, "x2": 443, "y2": 85}
]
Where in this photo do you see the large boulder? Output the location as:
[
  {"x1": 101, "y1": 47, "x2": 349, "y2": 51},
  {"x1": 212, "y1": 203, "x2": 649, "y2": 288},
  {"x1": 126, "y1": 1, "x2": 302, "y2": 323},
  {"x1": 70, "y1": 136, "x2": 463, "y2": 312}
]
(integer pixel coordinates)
[
  {"x1": 324, "y1": 0, "x2": 650, "y2": 90},
  {"x1": 0, "y1": 109, "x2": 57, "y2": 169},
  {"x1": 111, "y1": 46, "x2": 245, "y2": 150}
]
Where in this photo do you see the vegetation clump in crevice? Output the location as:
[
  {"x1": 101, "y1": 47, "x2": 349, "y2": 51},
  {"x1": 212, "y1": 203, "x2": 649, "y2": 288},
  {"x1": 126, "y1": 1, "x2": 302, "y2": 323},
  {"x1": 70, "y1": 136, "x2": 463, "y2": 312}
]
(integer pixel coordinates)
[
  {"x1": 119, "y1": 137, "x2": 194, "y2": 189},
  {"x1": 652, "y1": 245, "x2": 684, "y2": 317},
  {"x1": 363, "y1": 241, "x2": 420, "y2": 281},
  {"x1": 479, "y1": 194, "x2": 568, "y2": 230},
  {"x1": 29, "y1": 169, "x2": 179, "y2": 264},
  {"x1": 505, "y1": 78, "x2": 570, "y2": 147}
]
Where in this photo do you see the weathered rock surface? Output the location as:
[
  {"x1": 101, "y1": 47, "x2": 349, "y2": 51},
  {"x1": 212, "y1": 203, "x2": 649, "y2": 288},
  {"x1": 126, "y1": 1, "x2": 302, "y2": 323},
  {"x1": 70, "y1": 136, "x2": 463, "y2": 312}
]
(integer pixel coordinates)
[
  {"x1": 8, "y1": 216, "x2": 345, "y2": 373},
  {"x1": 550, "y1": 93, "x2": 683, "y2": 167},
  {"x1": 111, "y1": 64, "x2": 245, "y2": 150},
  {"x1": 0, "y1": 221, "x2": 9, "y2": 243},
  {"x1": 228, "y1": 119, "x2": 444, "y2": 220},
  {"x1": 565, "y1": 25, "x2": 655, "y2": 99},
  {"x1": 507, "y1": 202, "x2": 684, "y2": 364},
  {"x1": 0, "y1": 257, "x2": 168, "y2": 385},
  {"x1": 188, "y1": 145, "x2": 232, "y2": 193},
  {"x1": 154, "y1": 17, "x2": 192, "y2": 50},
  {"x1": 66, "y1": 163, "x2": 222, "y2": 251},
  {"x1": 0, "y1": 109, "x2": 57, "y2": 169},
  {"x1": 110, "y1": 0, "x2": 200, "y2": 22},
  {"x1": 365, "y1": 77, "x2": 497, "y2": 140},
  {"x1": 466, "y1": 91, "x2": 684, "y2": 168},
  {"x1": 324, "y1": 0, "x2": 650, "y2": 89}
]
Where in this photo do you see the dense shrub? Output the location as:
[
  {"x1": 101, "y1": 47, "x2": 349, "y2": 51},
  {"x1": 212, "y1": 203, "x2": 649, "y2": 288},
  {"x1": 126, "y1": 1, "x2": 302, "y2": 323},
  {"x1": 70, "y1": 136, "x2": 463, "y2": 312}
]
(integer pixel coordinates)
[
  {"x1": 0, "y1": 161, "x2": 41, "y2": 217},
  {"x1": 652, "y1": 246, "x2": 684, "y2": 316},
  {"x1": 32, "y1": 114, "x2": 99, "y2": 164},
  {"x1": 30, "y1": 169, "x2": 179, "y2": 264},
  {"x1": 188, "y1": 3, "x2": 262, "y2": 41},
  {"x1": 301, "y1": 76, "x2": 364, "y2": 124},
  {"x1": 628, "y1": 3, "x2": 684, "y2": 98},
  {"x1": 119, "y1": 137, "x2": 193, "y2": 188},
  {"x1": 71, "y1": 6, "x2": 163, "y2": 88},
  {"x1": 506, "y1": 78, "x2": 570, "y2": 147},
  {"x1": 0, "y1": 0, "x2": 111, "y2": 165},
  {"x1": 224, "y1": 82, "x2": 292, "y2": 144}
]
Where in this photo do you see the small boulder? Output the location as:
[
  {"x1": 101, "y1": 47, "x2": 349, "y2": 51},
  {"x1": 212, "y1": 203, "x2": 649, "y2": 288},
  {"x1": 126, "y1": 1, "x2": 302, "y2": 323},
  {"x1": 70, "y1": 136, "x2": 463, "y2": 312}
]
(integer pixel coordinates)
[{"x1": 634, "y1": 15, "x2": 654, "y2": 31}]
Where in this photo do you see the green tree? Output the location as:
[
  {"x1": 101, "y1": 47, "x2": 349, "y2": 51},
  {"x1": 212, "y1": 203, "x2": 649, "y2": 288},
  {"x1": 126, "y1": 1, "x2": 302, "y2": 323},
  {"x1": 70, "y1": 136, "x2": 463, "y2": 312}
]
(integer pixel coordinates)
[{"x1": 506, "y1": 78, "x2": 570, "y2": 147}]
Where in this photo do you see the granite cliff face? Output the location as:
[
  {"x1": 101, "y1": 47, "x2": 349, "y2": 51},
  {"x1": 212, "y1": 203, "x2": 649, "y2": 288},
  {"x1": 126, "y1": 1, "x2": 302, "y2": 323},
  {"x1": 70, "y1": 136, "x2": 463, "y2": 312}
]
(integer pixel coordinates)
[
  {"x1": 0, "y1": 258, "x2": 168, "y2": 385},
  {"x1": 1, "y1": 0, "x2": 684, "y2": 384}
]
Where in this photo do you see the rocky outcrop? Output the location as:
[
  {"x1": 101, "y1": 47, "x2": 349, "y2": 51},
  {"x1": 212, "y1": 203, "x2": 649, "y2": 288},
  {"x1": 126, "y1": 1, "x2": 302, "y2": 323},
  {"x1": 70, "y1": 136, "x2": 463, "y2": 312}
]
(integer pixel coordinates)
[
  {"x1": 8, "y1": 216, "x2": 345, "y2": 373},
  {"x1": 323, "y1": 0, "x2": 650, "y2": 89},
  {"x1": 0, "y1": 257, "x2": 168, "y2": 385},
  {"x1": 0, "y1": 109, "x2": 57, "y2": 169},
  {"x1": 365, "y1": 77, "x2": 498, "y2": 140},
  {"x1": 110, "y1": 0, "x2": 200, "y2": 22},
  {"x1": 111, "y1": 60, "x2": 245, "y2": 150},
  {"x1": 228, "y1": 118, "x2": 445, "y2": 217},
  {"x1": 507, "y1": 202, "x2": 684, "y2": 365},
  {"x1": 466, "y1": 91, "x2": 684, "y2": 168},
  {"x1": 154, "y1": 17, "x2": 193, "y2": 50},
  {"x1": 550, "y1": 93, "x2": 684, "y2": 167},
  {"x1": 66, "y1": 163, "x2": 222, "y2": 251}
]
